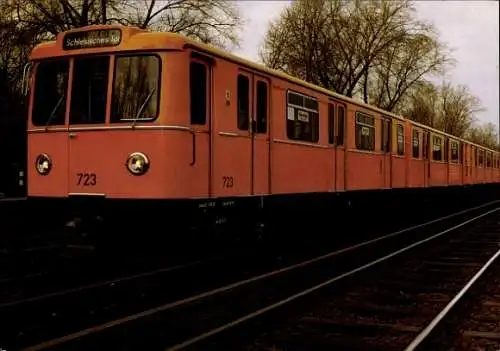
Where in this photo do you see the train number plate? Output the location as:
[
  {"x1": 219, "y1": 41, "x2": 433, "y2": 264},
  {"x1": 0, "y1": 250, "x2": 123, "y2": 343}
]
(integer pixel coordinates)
[{"x1": 76, "y1": 172, "x2": 97, "y2": 186}]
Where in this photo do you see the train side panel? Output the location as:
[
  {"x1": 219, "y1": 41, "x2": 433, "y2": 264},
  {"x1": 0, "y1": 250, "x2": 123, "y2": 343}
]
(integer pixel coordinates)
[
  {"x1": 391, "y1": 120, "x2": 407, "y2": 188},
  {"x1": 408, "y1": 124, "x2": 425, "y2": 188},
  {"x1": 448, "y1": 163, "x2": 462, "y2": 185},
  {"x1": 171, "y1": 50, "x2": 211, "y2": 199},
  {"x1": 210, "y1": 60, "x2": 253, "y2": 198},
  {"x1": 270, "y1": 82, "x2": 332, "y2": 194},
  {"x1": 346, "y1": 108, "x2": 384, "y2": 190}
]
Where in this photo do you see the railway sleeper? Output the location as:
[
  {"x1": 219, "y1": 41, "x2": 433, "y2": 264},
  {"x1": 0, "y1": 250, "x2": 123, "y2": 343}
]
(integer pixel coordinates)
[
  {"x1": 299, "y1": 316, "x2": 421, "y2": 334},
  {"x1": 258, "y1": 330, "x2": 415, "y2": 351},
  {"x1": 462, "y1": 331, "x2": 500, "y2": 340}
]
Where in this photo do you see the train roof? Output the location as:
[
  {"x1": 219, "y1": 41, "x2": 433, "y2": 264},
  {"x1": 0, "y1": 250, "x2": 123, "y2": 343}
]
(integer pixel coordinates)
[{"x1": 30, "y1": 25, "x2": 497, "y2": 153}]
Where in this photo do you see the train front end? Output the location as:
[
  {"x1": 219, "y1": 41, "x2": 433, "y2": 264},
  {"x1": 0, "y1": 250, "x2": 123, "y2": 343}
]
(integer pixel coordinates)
[{"x1": 26, "y1": 26, "x2": 203, "y2": 244}]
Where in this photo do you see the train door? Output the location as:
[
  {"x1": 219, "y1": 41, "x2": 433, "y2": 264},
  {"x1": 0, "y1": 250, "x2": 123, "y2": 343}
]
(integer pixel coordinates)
[
  {"x1": 381, "y1": 117, "x2": 392, "y2": 188},
  {"x1": 471, "y1": 146, "x2": 476, "y2": 182},
  {"x1": 211, "y1": 70, "x2": 269, "y2": 197},
  {"x1": 327, "y1": 101, "x2": 346, "y2": 191},
  {"x1": 251, "y1": 76, "x2": 271, "y2": 195},
  {"x1": 461, "y1": 143, "x2": 466, "y2": 184},
  {"x1": 423, "y1": 131, "x2": 430, "y2": 187},
  {"x1": 67, "y1": 55, "x2": 111, "y2": 195},
  {"x1": 189, "y1": 57, "x2": 212, "y2": 197},
  {"x1": 466, "y1": 145, "x2": 472, "y2": 184}
]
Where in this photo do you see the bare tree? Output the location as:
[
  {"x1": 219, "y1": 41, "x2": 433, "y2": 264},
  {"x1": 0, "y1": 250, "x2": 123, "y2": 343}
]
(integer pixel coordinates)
[
  {"x1": 399, "y1": 80, "x2": 483, "y2": 139},
  {"x1": 367, "y1": 31, "x2": 453, "y2": 111},
  {"x1": 259, "y1": 0, "x2": 450, "y2": 102},
  {"x1": 467, "y1": 122, "x2": 499, "y2": 150},
  {"x1": 396, "y1": 80, "x2": 440, "y2": 127},
  {"x1": 1, "y1": 0, "x2": 242, "y2": 48},
  {"x1": 0, "y1": 0, "x2": 242, "y2": 122},
  {"x1": 437, "y1": 82, "x2": 484, "y2": 137}
]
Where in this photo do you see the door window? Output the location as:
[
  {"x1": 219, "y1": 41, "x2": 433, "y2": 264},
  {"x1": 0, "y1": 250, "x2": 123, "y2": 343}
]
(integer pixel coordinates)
[{"x1": 70, "y1": 56, "x2": 109, "y2": 125}]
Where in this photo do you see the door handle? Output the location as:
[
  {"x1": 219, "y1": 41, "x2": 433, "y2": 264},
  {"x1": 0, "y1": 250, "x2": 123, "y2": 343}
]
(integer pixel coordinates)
[{"x1": 69, "y1": 132, "x2": 77, "y2": 138}]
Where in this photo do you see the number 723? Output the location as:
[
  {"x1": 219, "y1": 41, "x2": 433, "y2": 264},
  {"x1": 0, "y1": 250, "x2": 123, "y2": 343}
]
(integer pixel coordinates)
[{"x1": 76, "y1": 172, "x2": 97, "y2": 186}]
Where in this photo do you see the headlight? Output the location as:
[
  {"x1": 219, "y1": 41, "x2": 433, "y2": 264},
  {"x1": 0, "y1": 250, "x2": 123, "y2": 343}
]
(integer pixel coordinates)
[
  {"x1": 35, "y1": 153, "x2": 52, "y2": 175},
  {"x1": 126, "y1": 152, "x2": 150, "y2": 175}
]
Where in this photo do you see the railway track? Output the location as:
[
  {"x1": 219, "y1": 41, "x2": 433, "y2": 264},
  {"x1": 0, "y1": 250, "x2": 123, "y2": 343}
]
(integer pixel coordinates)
[
  {"x1": 242, "y1": 205, "x2": 500, "y2": 351},
  {"x1": 8, "y1": 200, "x2": 499, "y2": 351},
  {"x1": 405, "y1": 246, "x2": 500, "y2": 350},
  {"x1": 0, "y1": 235, "x2": 340, "y2": 350}
]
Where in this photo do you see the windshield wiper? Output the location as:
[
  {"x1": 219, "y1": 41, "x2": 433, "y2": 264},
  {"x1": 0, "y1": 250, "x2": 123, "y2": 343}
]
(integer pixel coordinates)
[
  {"x1": 44, "y1": 95, "x2": 65, "y2": 131},
  {"x1": 131, "y1": 88, "x2": 156, "y2": 128}
]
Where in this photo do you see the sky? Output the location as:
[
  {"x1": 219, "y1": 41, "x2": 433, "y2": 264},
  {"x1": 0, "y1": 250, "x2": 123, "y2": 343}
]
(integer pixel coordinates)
[{"x1": 232, "y1": 0, "x2": 499, "y2": 128}]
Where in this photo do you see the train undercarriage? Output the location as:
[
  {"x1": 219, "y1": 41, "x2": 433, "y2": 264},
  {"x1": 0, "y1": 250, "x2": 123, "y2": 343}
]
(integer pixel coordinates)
[{"x1": 18, "y1": 183, "x2": 500, "y2": 256}]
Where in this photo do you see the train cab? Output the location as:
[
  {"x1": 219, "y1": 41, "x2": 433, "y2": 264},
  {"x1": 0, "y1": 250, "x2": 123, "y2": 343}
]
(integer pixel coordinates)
[{"x1": 26, "y1": 25, "x2": 207, "y2": 204}]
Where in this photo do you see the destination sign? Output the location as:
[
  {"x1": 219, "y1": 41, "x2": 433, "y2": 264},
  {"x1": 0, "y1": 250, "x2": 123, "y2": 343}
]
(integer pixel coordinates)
[{"x1": 63, "y1": 29, "x2": 122, "y2": 50}]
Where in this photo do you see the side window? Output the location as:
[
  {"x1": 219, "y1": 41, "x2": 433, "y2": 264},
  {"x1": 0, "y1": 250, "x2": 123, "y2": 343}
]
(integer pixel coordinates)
[
  {"x1": 190, "y1": 62, "x2": 207, "y2": 125},
  {"x1": 381, "y1": 118, "x2": 390, "y2": 153},
  {"x1": 486, "y1": 152, "x2": 492, "y2": 168},
  {"x1": 473, "y1": 147, "x2": 477, "y2": 166},
  {"x1": 432, "y1": 135, "x2": 443, "y2": 161},
  {"x1": 396, "y1": 123, "x2": 404, "y2": 156},
  {"x1": 111, "y1": 55, "x2": 159, "y2": 122},
  {"x1": 286, "y1": 90, "x2": 319, "y2": 142},
  {"x1": 355, "y1": 112, "x2": 375, "y2": 151},
  {"x1": 412, "y1": 129, "x2": 420, "y2": 158},
  {"x1": 328, "y1": 103, "x2": 335, "y2": 144},
  {"x1": 450, "y1": 140, "x2": 459, "y2": 163},
  {"x1": 237, "y1": 74, "x2": 249, "y2": 131},
  {"x1": 337, "y1": 106, "x2": 345, "y2": 146},
  {"x1": 255, "y1": 80, "x2": 268, "y2": 133},
  {"x1": 478, "y1": 149, "x2": 484, "y2": 167}
]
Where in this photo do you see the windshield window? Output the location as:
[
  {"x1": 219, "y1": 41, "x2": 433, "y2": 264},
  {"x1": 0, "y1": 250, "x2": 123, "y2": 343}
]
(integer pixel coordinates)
[
  {"x1": 31, "y1": 60, "x2": 69, "y2": 126},
  {"x1": 70, "y1": 56, "x2": 110, "y2": 125},
  {"x1": 111, "y1": 55, "x2": 160, "y2": 122}
]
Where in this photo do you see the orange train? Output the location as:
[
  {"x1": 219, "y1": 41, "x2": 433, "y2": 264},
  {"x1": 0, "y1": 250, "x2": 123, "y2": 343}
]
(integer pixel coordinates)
[{"x1": 24, "y1": 25, "x2": 500, "y2": 240}]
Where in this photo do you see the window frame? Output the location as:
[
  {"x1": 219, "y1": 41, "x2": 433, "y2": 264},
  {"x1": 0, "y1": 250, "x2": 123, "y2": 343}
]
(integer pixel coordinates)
[
  {"x1": 486, "y1": 151, "x2": 492, "y2": 168},
  {"x1": 237, "y1": 73, "x2": 250, "y2": 131},
  {"x1": 110, "y1": 53, "x2": 162, "y2": 123},
  {"x1": 69, "y1": 55, "x2": 110, "y2": 125},
  {"x1": 432, "y1": 134, "x2": 443, "y2": 161},
  {"x1": 285, "y1": 89, "x2": 320, "y2": 143},
  {"x1": 255, "y1": 79, "x2": 268, "y2": 134},
  {"x1": 336, "y1": 105, "x2": 345, "y2": 146},
  {"x1": 328, "y1": 103, "x2": 335, "y2": 145},
  {"x1": 478, "y1": 148, "x2": 484, "y2": 167},
  {"x1": 31, "y1": 58, "x2": 70, "y2": 127},
  {"x1": 450, "y1": 139, "x2": 460, "y2": 163},
  {"x1": 327, "y1": 101, "x2": 346, "y2": 146},
  {"x1": 355, "y1": 111, "x2": 376, "y2": 151},
  {"x1": 396, "y1": 123, "x2": 405, "y2": 156},
  {"x1": 380, "y1": 117, "x2": 391, "y2": 153},
  {"x1": 189, "y1": 60, "x2": 208, "y2": 125},
  {"x1": 412, "y1": 128, "x2": 421, "y2": 159}
]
